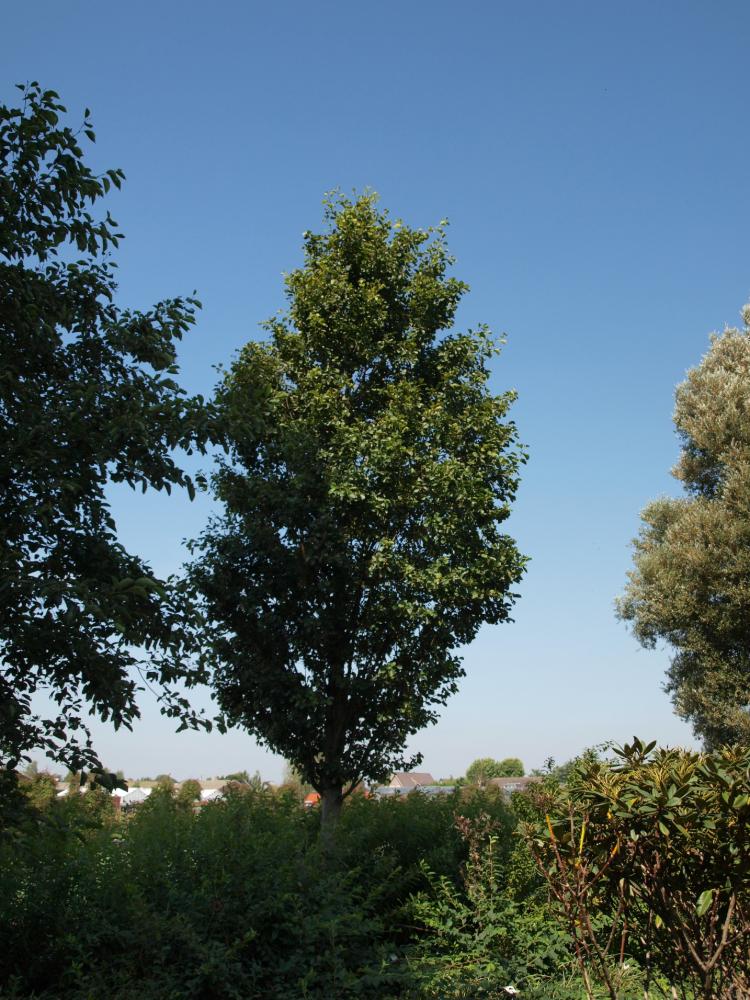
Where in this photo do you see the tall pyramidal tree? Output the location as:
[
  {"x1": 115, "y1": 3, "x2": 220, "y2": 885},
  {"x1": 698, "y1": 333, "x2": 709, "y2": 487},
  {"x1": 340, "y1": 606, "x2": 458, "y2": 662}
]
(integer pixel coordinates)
[{"x1": 189, "y1": 194, "x2": 527, "y2": 827}]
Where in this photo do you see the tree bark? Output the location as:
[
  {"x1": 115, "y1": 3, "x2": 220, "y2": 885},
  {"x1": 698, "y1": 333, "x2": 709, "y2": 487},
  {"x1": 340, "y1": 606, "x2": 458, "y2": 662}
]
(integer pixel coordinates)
[{"x1": 320, "y1": 785, "x2": 343, "y2": 832}]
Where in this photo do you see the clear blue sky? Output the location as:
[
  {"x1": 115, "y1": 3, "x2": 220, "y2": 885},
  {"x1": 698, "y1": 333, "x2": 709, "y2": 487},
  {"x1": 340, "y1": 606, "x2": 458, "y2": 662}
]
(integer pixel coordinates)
[{"x1": 7, "y1": 2, "x2": 750, "y2": 780}]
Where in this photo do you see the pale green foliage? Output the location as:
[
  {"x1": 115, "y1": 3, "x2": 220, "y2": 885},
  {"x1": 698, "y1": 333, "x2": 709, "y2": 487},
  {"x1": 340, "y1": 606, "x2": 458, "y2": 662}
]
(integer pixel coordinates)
[
  {"x1": 618, "y1": 306, "x2": 750, "y2": 745},
  {"x1": 466, "y1": 757, "x2": 525, "y2": 783},
  {"x1": 189, "y1": 193, "x2": 527, "y2": 813}
]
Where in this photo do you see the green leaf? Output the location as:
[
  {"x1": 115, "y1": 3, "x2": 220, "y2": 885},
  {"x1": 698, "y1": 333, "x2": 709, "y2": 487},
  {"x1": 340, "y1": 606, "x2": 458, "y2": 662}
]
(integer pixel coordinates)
[{"x1": 696, "y1": 889, "x2": 715, "y2": 916}]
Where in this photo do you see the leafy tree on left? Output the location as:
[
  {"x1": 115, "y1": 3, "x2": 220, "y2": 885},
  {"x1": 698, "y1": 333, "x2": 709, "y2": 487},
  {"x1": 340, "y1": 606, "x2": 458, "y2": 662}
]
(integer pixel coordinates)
[{"x1": 0, "y1": 83, "x2": 215, "y2": 776}]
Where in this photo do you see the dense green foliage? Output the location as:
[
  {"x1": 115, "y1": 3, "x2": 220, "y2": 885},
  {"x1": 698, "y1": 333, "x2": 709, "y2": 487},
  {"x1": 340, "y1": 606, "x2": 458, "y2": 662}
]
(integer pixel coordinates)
[
  {"x1": 176, "y1": 778, "x2": 202, "y2": 805},
  {"x1": 0, "y1": 84, "x2": 213, "y2": 773},
  {"x1": 0, "y1": 783, "x2": 545, "y2": 999},
  {"x1": 618, "y1": 307, "x2": 750, "y2": 746},
  {"x1": 405, "y1": 812, "x2": 574, "y2": 998},
  {"x1": 524, "y1": 739, "x2": 750, "y2": 998},
  {"x1": 465, "y1": 757, "x2": 525, "y2": 783},
  {"x1": 4, "y1": 747, "x2": 746, "y2": 998},
  {"x1": 188, "y1": 193, "x2": 526, "y2": 823}
]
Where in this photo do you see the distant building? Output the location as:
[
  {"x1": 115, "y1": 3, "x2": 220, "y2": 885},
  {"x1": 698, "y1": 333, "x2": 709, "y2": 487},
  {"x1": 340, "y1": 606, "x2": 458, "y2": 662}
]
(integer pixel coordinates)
[
  {"x1": 126, "y1": 778, "x2": 229, "y2": 792},
  {"x1": 388, "y1": 771, "x2": 435, "y2": 790},
  {"x1": 117, "y1": 786, "x2": 152, "y2": 809},
  {"x1": 113, "y1": 778, "x2": 232, "y2": 810},
  {"x1": 486, "y1": 776, "x2": 542, "y2": 796},
  {"x1": 193, "y1": 779, "x2": 229, "y2": 792},
  {"x1": 374, "y1": 783, "x2": 454, "y2": 799}
]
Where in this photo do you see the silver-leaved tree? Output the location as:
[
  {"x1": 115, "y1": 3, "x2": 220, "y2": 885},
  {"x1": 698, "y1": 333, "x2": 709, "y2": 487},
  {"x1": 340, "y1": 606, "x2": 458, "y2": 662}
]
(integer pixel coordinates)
[
  {"x1": 618, "y1": 305, "x2": 750, "y2": 747},
  {"x1": 188, "y1": 193, "x2": 527, "y2": 827}
]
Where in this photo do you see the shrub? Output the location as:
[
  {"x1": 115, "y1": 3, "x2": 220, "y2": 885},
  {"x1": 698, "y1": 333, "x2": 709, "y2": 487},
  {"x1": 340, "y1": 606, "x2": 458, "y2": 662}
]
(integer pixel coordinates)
[
  {"x1": 523, "y1": 739, "x2": 750, "y2": 999},
  {"x1": 404, "y1": 811, "x2": 578, "y2": 999},
  {"x1": 0, "y1": 787, "x2": 418, "y2": 997}
]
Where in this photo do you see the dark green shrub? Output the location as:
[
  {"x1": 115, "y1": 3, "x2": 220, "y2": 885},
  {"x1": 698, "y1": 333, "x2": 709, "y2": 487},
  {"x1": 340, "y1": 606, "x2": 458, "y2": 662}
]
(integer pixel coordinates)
[
  {"x1": 0, "y1": 787, "x2": 399, "y2": 998},
  {"x1": 0, "y1": 782, "x2": 623, "y2": 998}
]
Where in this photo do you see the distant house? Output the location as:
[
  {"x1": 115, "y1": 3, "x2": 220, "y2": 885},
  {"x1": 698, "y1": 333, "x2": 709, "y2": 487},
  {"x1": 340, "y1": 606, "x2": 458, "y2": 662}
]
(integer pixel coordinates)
[
  {"x1": 194, "y1": 779, "x2": 229, "y2": 792},
  {"x1": 118, "y1": 786, "x2": 152, "y2": 809},
  {"x1": 374, "y1": 783, "x2": 454, "y2": 799},
  {"x1": 487, "y1": 776, "x2": 542, "y2": 796},
  {"x1": 388, "y1": 772, "x2": 435, "y2": 790},
  {"x1": 303, "y1": 792, "x2": 321, "y2": 809},
  {"x1": 112, "y1": 778, "x2": 232, "y2": 810}
]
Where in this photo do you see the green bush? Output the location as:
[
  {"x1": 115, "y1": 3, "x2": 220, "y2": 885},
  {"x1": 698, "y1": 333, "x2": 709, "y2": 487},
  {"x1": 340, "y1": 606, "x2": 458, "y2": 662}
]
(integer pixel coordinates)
[
  {"x1": 523, "y1": 740, "x2": 750, "y2": 999},
  {"x1": 404, "y1": 811, "x2": 577, "y2": 999},
  {"x1": 0, "y1": 787, "x2": 400, "y2": 998},
  {"x1": 6, "y1": 773, "x2": 717, "y2": 999},
  {"x1": 0, "y1": 785, "x2": 535, "y2": 999}
]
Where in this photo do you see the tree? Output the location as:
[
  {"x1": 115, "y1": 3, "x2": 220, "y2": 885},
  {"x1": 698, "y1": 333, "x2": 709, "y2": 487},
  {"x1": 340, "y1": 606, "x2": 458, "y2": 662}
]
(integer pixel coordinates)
[
  {"x1": 0, "y1": 84, "x2": 214, "y2": 774},
  {"x1": 497, "y1": 756, "x2": 524, "y2": 777},
  {"x1": 64, "y1": 770, "x2": 82, "y2": 795},
  {"x1": 188, "y1": 193, "x2": 527, "y2": 827},
  {"x1": 176, "y1": 778, "x2": 202, "y2": 806},
  {"x1": 220, "y1": 770, "x2": 250, "y2": 783},
  {"x1": 617, "y1": 306, "x2": 750, "y2": 746},
  {"x1": 23, "y1": 770, "x2": 57, "y2": 810},
  {"x1": 465, "y1": 756, "x2": 524, "y2": 784},
  {"x1": 280, "y1": 761, "x2": 314, "y2": 800}
]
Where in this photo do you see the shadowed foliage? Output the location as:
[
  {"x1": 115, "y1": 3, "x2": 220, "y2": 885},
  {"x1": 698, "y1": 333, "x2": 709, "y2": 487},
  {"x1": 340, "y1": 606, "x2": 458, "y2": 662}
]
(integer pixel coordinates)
[{"x1": 0, "y1": 83, "x2": 214, "y2": 774}]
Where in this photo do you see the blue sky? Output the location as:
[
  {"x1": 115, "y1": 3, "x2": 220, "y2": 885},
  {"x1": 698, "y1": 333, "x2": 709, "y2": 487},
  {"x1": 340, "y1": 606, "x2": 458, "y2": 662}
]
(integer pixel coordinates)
[{"x1": 7, "y1": 2, "x2": 750, "y2": 780}]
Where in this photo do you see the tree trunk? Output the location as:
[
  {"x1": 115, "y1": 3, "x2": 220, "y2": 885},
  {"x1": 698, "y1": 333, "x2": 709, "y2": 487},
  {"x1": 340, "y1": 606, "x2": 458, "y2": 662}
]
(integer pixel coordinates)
[{"x1": 320, "y1": 785, "x2": 343, "y2": 833}]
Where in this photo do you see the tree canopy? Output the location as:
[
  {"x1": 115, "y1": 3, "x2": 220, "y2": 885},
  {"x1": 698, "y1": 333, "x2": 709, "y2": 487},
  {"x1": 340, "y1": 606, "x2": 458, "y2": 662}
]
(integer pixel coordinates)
[
  {"x1": 465, "y1": 757, "x2": 525, "y2": 784},
  {"x1": 0, "y1": 83, "x2": 213, "y2": 774},
  {"x1": 188, "y1": 192, "x2": 527, "y2": 825},
  {"x1": 617, "y1": 306, "x2": 750, "y2": 746},
  {"x1": 220, "y1": 770, "x2": 251, "y2": 784},
  {"x1": 176, "y1": 778, "x2": 202, "y2": 805}
]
